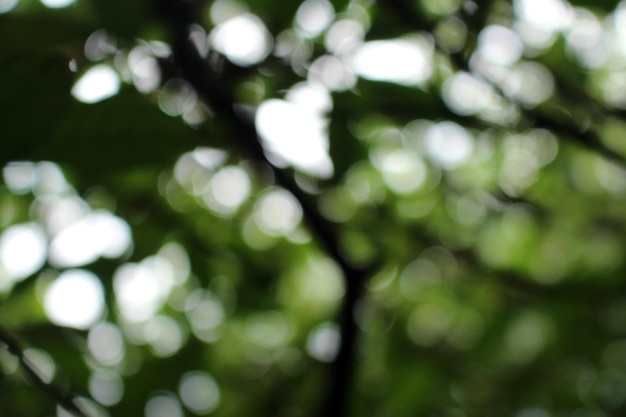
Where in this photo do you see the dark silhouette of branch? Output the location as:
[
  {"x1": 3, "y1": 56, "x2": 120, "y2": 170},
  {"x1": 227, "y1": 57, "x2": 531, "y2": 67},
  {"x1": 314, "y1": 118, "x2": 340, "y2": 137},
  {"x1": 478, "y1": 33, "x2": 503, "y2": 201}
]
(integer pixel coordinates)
[
  {"x1": 0, "y1": 326, "x2": 90, "y2": 417},
  {"x1": 152, "y1": 1, "x2": 374, "y2": 415}
]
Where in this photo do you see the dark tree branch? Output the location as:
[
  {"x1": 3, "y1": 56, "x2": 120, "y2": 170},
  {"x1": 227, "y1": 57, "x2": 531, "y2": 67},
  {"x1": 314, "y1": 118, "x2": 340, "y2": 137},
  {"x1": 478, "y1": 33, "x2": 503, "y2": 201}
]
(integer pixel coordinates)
[
  {"x1": 0, "y1": 326, "x2": 90, "y2": 417},
  {"x1": 152, "y1": 1, "x2": 375, "y2": 415}
]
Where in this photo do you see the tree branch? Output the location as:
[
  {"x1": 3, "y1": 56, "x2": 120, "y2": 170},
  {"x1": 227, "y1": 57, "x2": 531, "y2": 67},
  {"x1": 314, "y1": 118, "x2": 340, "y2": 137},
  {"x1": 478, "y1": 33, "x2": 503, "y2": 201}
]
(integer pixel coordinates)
[
  {"x1": 152, "y1": 1, "x2": 374, "y2": 415},
  {"x1": 0, "y1": 326, "x2": 90, "y2": 417}
]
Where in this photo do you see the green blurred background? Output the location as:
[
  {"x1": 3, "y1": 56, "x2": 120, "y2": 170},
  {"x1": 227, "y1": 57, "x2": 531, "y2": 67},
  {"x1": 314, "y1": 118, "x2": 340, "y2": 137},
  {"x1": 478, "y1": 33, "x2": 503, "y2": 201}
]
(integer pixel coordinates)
[{"x1": 1, "y1": 0, "x2": 626, "y2": 416}]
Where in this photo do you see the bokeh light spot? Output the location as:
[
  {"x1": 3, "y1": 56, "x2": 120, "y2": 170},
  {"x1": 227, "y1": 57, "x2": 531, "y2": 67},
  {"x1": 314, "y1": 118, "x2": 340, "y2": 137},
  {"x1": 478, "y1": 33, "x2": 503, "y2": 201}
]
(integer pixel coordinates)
[
  {"x1": 40, "y1": 0, "x2": 74, "y2": 8},
  {"x1": 325, "y1": 19, "x2": 365, "y2": 55},
  {"x1": 502, "y1": 62, "x2": 555, "y2": 106},
  {"x1": 88, "y1": 322, "x2": 125, "y2": 366},
  {"x1": 3, "y1": 161, "x2": 36, "y2": 194},
  {"x1": 44, "y1": 270, "x2": 105, "y2": 329},
  {"x1": 210, "y1": 13, "x2": 272, "y2": 66},
  {"x1": 71, "y1": 65, "x2": 120, "y2": 104},
  {"x1": 424, "y1": 121, "x2": 474, "y2": 169},
  {"x1": 185, "y1": 289, "x2": 225, "y2": 342},
  {"x1": 143, "y1": 315, "x2": 185, "y2": 357},
  {"x1": 442, "y1": 72, "x2": 494, "y2": 116},
  {"x1": 255, "y1": 188, "x2": 303, "y2": 236},
  {"x1": 295, "y1": 0, "x2": 334, "y2": 38},
  {"x1": 246, "y1": 311, "x2": 294, "y2": 349},
  {"x1": 89, "y1": 369, "x2": 124, "y2": 406},
  {"x1": 203, "y1": 165, "x2": 251, "y2": 215},
  {"x1": 308, "y1": 54, "x2": 356, "y2": 91},
  {"x1": 306, "y1": 323, "x2": 340, "y2": 362},
  {"x1": 477, "y1": 25, "x2": 524, "y2": 66},
  {"x1": 0, "y1": 223, "x2": 47, "y2": 286},
  {"x1": 114, "y1": 256, "x2": 176, "y2": 322},
  {"x1": 256, "y1": 98, "x2": 333, "y2": 178},
  {"x1": 158, "y1": 78, "x2": 197, "y2": 117},
  {"x1": 513, "y1": 0, "x2": 573, "y2": 32},
  {"x1": 0, "y1": 0, "x2": 18, "y2": 14},
  {"x1": 129, "y1": 45, "x2": 161, "y2": 94},
  {"x1": 376, "y1": 149, "x2": 427, "y2": 194},
  {"x1": 49, "y1": 212, "x2": 131, "y2": 268},
  {"x1": 84, "y1": 30, "x2": 117, "y2": 62},
  {"x1": 145, "y1": 393, "x2": 183, "y2": 417},
  {"x1": 24, "y1": 348, "x2": 55, "y2": 383},
  {"x1": 351, "y1": 37, "x2": 433, "y2": 85},
  {"x1": 179, "y1": 372, "x2": 221, "y2": 414}
]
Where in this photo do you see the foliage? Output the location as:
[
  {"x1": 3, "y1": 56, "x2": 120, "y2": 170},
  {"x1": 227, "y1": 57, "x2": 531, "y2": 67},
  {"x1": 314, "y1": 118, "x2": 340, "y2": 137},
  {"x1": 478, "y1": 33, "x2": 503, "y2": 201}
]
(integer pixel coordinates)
[{"x1": 2, "y1": 0, "x2": 626, "y2": 416}]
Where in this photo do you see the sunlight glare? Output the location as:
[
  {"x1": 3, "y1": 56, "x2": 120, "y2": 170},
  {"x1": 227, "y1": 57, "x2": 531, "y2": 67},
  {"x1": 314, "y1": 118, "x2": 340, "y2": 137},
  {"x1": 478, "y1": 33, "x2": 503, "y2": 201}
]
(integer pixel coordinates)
[
  {"x1": 114, "y1": 256, "x2": 176, "y2": 322},
  {"x1": 256, "y1": 98, "x2": 333, "y2": 178},
  {"x1": 0, "y1": 223, "x2": 47, "y2": 284},
  {"x1": 351, "y1": 37, "x2": 433, "y2": 85},
  {"x1": 43, "y1": 270, "x2": 105, "y2": 329},
  {"x1": 285, "y1": 82, "x2": 332, "y2": 114},
  {"x1": 49, "y1": 212, "x2": 132, "y2": 268},
  {"x1": 513, "y1": 0, "x2": 573, "y2": 32},
  {"x1": 210, "y1": 13, "x2": 272, "y2": 66},
  {"x1": 71, "y1": 65, "x2": 120, "y2": 104}
]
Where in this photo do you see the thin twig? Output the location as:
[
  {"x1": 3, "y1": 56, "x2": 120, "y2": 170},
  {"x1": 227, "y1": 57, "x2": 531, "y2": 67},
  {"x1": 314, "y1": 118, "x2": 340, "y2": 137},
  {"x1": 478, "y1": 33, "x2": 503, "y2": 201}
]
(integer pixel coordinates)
[{"x1": 0, "y1": 326, "x2": 90, "y2": 417}]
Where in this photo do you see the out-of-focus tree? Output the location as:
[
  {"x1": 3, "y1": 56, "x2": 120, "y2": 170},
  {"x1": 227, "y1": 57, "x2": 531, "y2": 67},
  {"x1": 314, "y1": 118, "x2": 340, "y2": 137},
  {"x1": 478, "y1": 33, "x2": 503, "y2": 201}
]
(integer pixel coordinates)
[{"x1": 2, "y1": 0, "x2": 626, "y2": 416}]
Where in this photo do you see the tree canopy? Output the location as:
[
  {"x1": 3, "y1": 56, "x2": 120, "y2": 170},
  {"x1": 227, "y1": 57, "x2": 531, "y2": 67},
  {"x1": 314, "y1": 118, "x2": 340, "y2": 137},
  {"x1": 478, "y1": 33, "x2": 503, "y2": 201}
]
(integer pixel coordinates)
[{"x1": 2, "y1": 0, "x2": 626, "y2": 416}]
